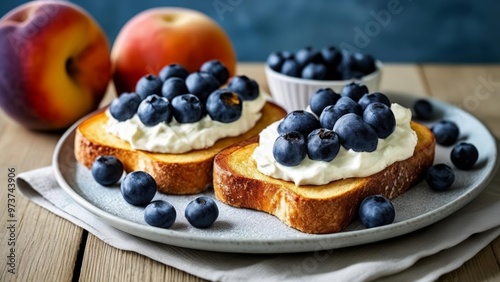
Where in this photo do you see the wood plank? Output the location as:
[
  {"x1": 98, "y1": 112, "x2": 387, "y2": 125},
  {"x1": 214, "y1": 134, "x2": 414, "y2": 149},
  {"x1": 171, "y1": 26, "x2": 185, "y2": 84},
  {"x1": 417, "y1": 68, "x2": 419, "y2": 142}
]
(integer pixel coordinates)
[{"x1": 379, "y1": 63, "x2": 429, "y2": 96}]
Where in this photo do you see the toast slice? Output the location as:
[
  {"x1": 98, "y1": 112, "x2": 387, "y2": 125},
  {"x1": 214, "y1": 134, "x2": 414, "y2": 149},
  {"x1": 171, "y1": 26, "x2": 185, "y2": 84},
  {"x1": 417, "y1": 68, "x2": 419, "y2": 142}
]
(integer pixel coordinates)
[
  {"x1": 213, "y1": 122, "x2": 435, "y2": 234},
  {"x1": 74, "y1": 102, "x2": 286, "y2": 194}
]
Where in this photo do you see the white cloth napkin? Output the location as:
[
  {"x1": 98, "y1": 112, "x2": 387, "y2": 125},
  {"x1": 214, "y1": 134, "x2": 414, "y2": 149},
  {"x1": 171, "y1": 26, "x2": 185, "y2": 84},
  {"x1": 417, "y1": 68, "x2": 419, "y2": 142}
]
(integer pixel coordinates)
[{"x1": 17, "y1": 166, "x2": 500, "y2": 282}]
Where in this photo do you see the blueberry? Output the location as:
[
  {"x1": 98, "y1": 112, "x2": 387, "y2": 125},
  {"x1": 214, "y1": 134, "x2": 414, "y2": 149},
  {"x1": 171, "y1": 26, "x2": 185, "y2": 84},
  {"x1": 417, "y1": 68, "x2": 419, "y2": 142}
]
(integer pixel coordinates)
[
  {"x1": 206, "y1": 89, "x2": 242, "y2": 123},
  {"x1": 340, "y1": 82, "x2": 369, "y2": 102},
  {"x1": 321, "y1": 46, "x2": 341, "y2": 68},
  {"x1": 171, "y1": 94, "x2": 204, "y2": 123},
  {"x1": 338, "y1": 50, "x2": 361, "y2": 80},
  {"x1": 413, "y1": 99, "x2": 433, "y2": 121},
  {"x1": 135, "y1": 74, "x2": 163, "y2": 100},
  {"x1": 227, "y1": 75, "x2": 260, "y2": 101},
  {"x1": 363, "y1": 102, "x2": 396, "y2": 139},
  {"x1": 333, "y1": 113, "x2": 378, "y2": 152},
  {"x1": 295, "y1": 46, "x2": 322, "y2": 67},
  {"x1": 161, "y1": 77, "x2": 188, "y2": 101},
  {"x1": 280, "y1": 59, "x2": 301, "y2": 77},
  {"x1": 185, "y1": 71, "x2": 220, "y2": 103},
  {"x1": 144, "y1": 200, "x2": 176, "y2": 229},
  {"x1": 277, "y1": 110, "x2": 320, "y2": 137},
  {"x1": 426, "y1": 164, "x2": 455, "y2": 191},
  {"x1": 200, "y1": 60, "x2": 229, "y2": 85},
  {"x1": 309, "y1": 88, "x2": 340, "y2": 116},
  {"x1": 301, "y1": 62, "x2": 328, "y2": 80},
  {"x1": 137, "y1": 94, "x2": 173, "y2": 126},
  {"x1": 358, "y1": 92, "x2": 391, "y2": 110},
  {"x1": 307, "y1": 128, "x2": 340, "y2": 162},
  {"x1": 121, "y1": 171, "x2": 157, "y2": 206},
  {"x1": 159, "y1": 63, "x2": 189, "y2": 81},
  {"x1": 273, "y1": 131, "x2": 307, "y2": 166},
  {"x1": 352, "y1": 52, "x2": 377, "y2": 75},
  {"x1": 109, "y1": 93, "x2": 142, "y2": 121},
  {"x1": 451, "y1": 142, "x2": 479, "y2": 170},
  {"x1": 431, "y1": 120, "x2": 460, "y2": 146},
  {"x1": 319, "y1": 97, "x2": 363, "y2": 129},
  {"x1": 91, "y1": 156, "x2": 123, "y2": 186},
  {"x1": 266, "y1": 51, "x2": 286, "y2": 72},
  {"x1": 185, "y1": 196, "x2": 219, "y2": 228},
  {"x1": 359, "y1": 195, "x2": 395, "y2": 228}
]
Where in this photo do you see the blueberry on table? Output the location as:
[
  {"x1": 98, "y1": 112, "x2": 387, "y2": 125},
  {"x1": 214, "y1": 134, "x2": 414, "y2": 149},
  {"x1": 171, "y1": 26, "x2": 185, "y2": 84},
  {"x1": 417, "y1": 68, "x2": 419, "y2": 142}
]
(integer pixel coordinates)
[
  {"x1": 135, "y1": 74, "x2": 163, "y2": 100},
  {"x1": 144, "y1": 200, "x2": 176, "y2": 229},
  {"x1": 200, "y1": 60, "x2": 230, "y2": 85},
  {"x1": 358, "y1": 92, "x2": 391, "y2": 110},
  {"x1": 426, "y1": 164, "x2": 455, "y2": 191},
  {"x1": 280, "y1": 59, "x2": 301, "y2": 77},
  {"x1": 161, "y1": 77, "x2": 189, "y2": 101},
  {"x1": 273, "y1": 131, "x2": 307, "y2": 166},
  {"x1": 121, "y1": 171, "x2": 157, "y2": 206},
  {"x1": 185, "y1": 71, "x2": 220, "y2": 103},
  {"x1": 277, "y1": 110, "x2": 320, "y2": 137},
  {"x1": 340, "y1": 82, "x2": 369, "y2": 102},
  {"x1": 363, "y1": 102, "x2": 396, "y2": 139},
  {"x1": 137, "y1": 94, "x2": 173, "y2": 126},
  {"x1": 295, "y1": 46, "x2": 323, "y2": 67},
  {"x1": 319, "y1": 97, "x2": 362, "y2": 129},
  {"x1": 333, "y1": 113, "x2": 378, "y2": 152},
  {"x1": 227, "y1": 75, "x2": 260, "y2": 101},
  {"x1": 171, "y1": 94, "x2": 204, "y2": 123},
  {"x1": 321, "y1": 46, "x2": 341, "y2": 68},
  {"x1": 307, "y1": 128, "x2": 340, "y2": 162},
  {"x1": 431, "y1": 120, "x2": 460, "y2": 146},
  {"x1": 185, "y1": 196, "x2": 219, "y2": 228},
  {"x1": 309, "y1": 88, "x2": 340, "y2": 116},
  {"x1": 301, "y1": 62, "x2": 328, "y2": 80},
  {"x1": 451, "y1": 142, "x2": 479, "y2": 170},
  {"x1": 206, "y1": 89, "x2": 242, "y2": 123},
  {"x1": 266, "y1": 51, "x2": 286, "y2": 72},
  {"x1": 413, "y1": 99, "x2": 434, "y2": 121},
  {"x1": 109, "y1": 93, "x2": 142, "y2": 121},
  {"x1": 359, "y1": 195, "x2": 395, "y2": 228},
  {"x1": 159, "y1": 63, "x2": 189, "y2": 81},
  {"x1": 91, "y1": 156, "x2": 124, "y2": 186}
]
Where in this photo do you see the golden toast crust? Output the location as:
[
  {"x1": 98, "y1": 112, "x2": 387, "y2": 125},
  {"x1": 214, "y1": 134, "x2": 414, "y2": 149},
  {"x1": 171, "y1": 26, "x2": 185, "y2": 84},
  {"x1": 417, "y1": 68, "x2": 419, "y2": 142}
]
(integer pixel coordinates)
[
  {"x1": 74, "y1": 102, "x2": 286, "y2": 194},
  {"x1": 213, "y1": 122, "x2": 435, "y2": 234}
]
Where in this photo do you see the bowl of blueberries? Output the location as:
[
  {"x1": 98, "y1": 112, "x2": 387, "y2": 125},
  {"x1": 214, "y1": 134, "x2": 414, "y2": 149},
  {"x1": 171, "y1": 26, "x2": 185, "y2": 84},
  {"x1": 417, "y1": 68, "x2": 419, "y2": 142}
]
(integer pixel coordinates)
[{"x1": 265, "y1": 45, "x2": 382, "y2": 112}]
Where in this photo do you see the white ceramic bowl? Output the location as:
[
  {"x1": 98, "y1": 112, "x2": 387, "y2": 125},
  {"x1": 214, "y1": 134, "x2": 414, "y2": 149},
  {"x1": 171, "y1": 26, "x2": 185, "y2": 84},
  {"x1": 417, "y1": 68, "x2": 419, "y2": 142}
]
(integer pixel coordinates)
[{"x1": 265, "y1": 61, "x2": 383, "y2": 112}]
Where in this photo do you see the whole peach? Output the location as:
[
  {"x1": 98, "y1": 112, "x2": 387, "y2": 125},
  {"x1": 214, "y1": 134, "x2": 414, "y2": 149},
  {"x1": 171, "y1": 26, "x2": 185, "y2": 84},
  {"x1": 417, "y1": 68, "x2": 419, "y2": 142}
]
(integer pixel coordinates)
[{"x1": 111, "y1": 7, "x2": 236, "y2": 95}]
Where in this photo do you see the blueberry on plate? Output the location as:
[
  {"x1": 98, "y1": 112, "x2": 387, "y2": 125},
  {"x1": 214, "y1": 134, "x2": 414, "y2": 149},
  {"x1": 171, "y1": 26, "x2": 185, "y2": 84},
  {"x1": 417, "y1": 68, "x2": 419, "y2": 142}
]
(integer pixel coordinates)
[
  {"x1": 137, "y1": 94, "x2": 173, "y2": 126},
  {"x1": 301, "y1": 62, "x2": 328, "y2": 80},
  {"x1": 307, "y1": 128, "x2": 340, "y2": 162},
  {"x1": 320, "y1": 46, "x2": 341, "y2": 68},
  {"x1": 161, "y1": 77, "x2": 189, "y2": 101},
  {"x1": 144, "y1": 200, "x2": 176, "y2": 229},
  {"x1": 451, "y1": 142, "x2": 479, "y2": 170},
  {"x1": 200, "y1": 60, "x2": 230, "y2": 85},
  {"x1": 333, "y1": 113, "x2": 378, "y2": 152},
  {"x1": 295, "y1": 46, "x2": 322, "y2": 68},
  {"x1": 185, "y1": 71, "x2": 220, "y2": 103},
  {"x1": 273, "y1": 131, "x2": 307, "y2": 166},
  {"x1": 91, "y1": 156, "x2": 123, "y2": 186},
  {"x1": 309, "y1": 88, "x2": 340, "y2": 116},
  {"x1": 280, "y1": 59, "x2": 301, "y2": 77},
  {"x1": 185, "y1": 196, "x2": 219, "y2": 228},
  {"x1": 359, "y1": 195, "x2": 395, "y2": 228},
  {"x1": 358, "y1": 92, "x2": 391, "y2": 110},
  {"x1": 431, "y1": 120, "x2": 460, "y2": 146},
  {"x1": 171, "y1": 94, "x2": 204, "y2": 123},
  {"x1": 426, "y1": 164, "x2": 455, "y2": 191},
  {"x1": 266, "y1": 51, "x2": 286, "y2": 72},
  {"x1": 340, "y1": 82, "x2": 369, "y2": 102},
  {"x1": 319, "y1": 97, "x2": 363, "y2": 129},
  {"x1": 352, "y1": 52, "x2": 377, "y2": 75},
  {"x1": 227, "y1": 75, "x2": 260, "y2": 101},
  {"x1": 135, "y1": 74, "x2": 163, "y2": 100},
  {"x1": 363, "y1": 102, "x2": 396, "y2": 139},
  {"x1": 159, "y1": 63, "x2": 189, "y2": 81},
  {"x1": 206, "y1": 89, "x2": 242, "y2": 123},
  {"x1": 277, "y1": 110, "x2": 320, "y2": 137},
  {"x1": 121, "y1": 171, "x2": 157, "y2": 206},
  {"x1": 413, "y1": 99, "x2": 434, "y2": 121},
  {"x1": 109, "y1": 93, "x2": 142, "y2": 121}
]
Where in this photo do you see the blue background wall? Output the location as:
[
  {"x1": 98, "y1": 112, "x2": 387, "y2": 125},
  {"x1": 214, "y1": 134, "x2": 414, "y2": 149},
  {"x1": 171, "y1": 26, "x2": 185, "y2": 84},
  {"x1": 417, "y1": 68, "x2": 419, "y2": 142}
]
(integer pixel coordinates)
[{"x1": 2, "y1": 0, "x2": 499, "y2": 63}]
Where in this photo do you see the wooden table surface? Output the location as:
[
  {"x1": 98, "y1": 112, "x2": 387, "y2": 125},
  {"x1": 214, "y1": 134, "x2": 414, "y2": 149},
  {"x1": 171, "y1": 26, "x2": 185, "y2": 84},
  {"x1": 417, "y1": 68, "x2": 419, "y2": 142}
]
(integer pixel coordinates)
[{"x1": 0, "y1": 63, "x2": 499, "y2": 281}]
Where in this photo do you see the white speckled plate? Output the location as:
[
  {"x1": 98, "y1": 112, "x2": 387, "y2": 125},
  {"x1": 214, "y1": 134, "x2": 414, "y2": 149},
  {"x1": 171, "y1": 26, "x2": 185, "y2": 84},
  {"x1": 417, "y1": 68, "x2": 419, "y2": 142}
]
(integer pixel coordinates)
[{"x1": 53, "y1": 93, "x2": 498, "y2": 253}]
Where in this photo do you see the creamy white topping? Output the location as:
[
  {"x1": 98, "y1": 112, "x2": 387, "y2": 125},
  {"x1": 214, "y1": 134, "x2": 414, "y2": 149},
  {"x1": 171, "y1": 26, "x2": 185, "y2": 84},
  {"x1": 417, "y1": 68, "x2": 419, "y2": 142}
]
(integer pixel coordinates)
[
  {"x1": 106, "y1": 94, "x2": 266, "y2": 153},
  {"x1": 252, "y1": 103, "x2": 418, "y2": 186}
]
